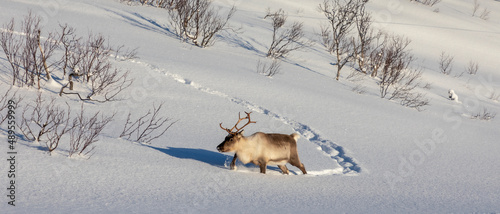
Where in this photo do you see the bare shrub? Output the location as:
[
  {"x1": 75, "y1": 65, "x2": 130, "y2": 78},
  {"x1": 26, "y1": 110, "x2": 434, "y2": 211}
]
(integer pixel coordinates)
[
  {"x1": 114, "y1": 45, "x2": 139, "y2": 61},
  {"x1": 387, "y1": 68, "x2": 421, "y2": 100},
  {"x1": 44, "y1": 105, "x2": 73, "y2": 153},
  {"x1": 120, "y1": 102, "x2": 176, "y2": 144},
  {"x1": 352, "y1": 1, "x2": 381, "y2": 73},
  {"x1": 488, "y1": 91, "x2": 500, "y2": 102},
  {"x1": 389, "y1": 68, "x2": 429, "y2": 110},
  {"x1": 377, "y1": 35, "x2": 413, "y2": 98},
  {"x1": 471, "y1": 0, "x2": 490, "y2": 20},
  {"x1": 466, "y1": 60, "x2": 479, "y2": 75},
  {"x1": 367, "y1": 33, "x2": 388, "y2": 77},
  {"x1": 58, "y1": 23, "x2": 80, "y2": 76},
  {"x1": 18, "y1": 93, "x2": 73, "y2": 152},
  {"x1": 20, "y1": 11, "x2": 43, "y2": 88},
  {"x1": 16, "y1": 92, "x2": 113, "y2": 155},
  {"x1": 0, "y1": 12, "x2": 58, "y2": 88},
  {"x1": 264, "y1": 8, "x2": 309, "y2": 58},
  {"x1": 168, "y1": 0, "x2": 201, "y2": 42},
  {"x1": 438, "y1": 51, "x2": 454, "y2": 75},
  {"x1": 471, "y1": 108, "x2": 496, "y2": 121},
  {"x1": 37, "y1": 29, "x2": 60, "y2": 82},
  {"x1": 422, "y1": 82, "x2": 432, "y2": 90},
  {"x1": 24, "y1": 13, "x2": 58, "y2": 87},
  {"x1": 153, "y1": 0, "x2": 175, "y2": 8},
  {"x1": 472, "y1": 0, "x2": 480, "y2": 16},
  {"x1": 90, "y1": 68, "x2": 132, "y2": 101},
  {"x1": 410, "y1": 0, "x2": 441, "y2": 6},
  {"x1": 373, "y1": 35, "x2": 429, "y2": 110},
  {"x1": 400, "y1": 93, "x2": 429, "y2": 111},
  {"x1": 167, "y1": 0, "x2": 236, "y2": 47},
  {"x1": 76, "y1": 33, "x2": 112, "y2": 82},
  {"x1": 59, "y1": 33, "x2": 133, "y2": 102},
  {"x1": 1, "y1": 18, "x2": 23, "y2": 86},
  {"x1": 256, "y1": 58, "x2": 281, "y2": 77},
  {"x1": 197, "y1": 5, "x2": 236, "y2": 47},
  {"x1": 60, "y1": 69, "x2": 132, "y2": 103},
  {"x1": 319, "y1": 0, "x2": 366, "y2": 81},
  {"x1": 479, "y1": 8, "x2": 490, "y2": 20},
  {"x1": 1, "y1": 12, "x2": 134, "y2": 101},
  {"x1": 69, "y1": 105, "x2": 114, "y2": 157},
  {"x1": 0, "y1": 85, "x2": 23, "y2": 125}
]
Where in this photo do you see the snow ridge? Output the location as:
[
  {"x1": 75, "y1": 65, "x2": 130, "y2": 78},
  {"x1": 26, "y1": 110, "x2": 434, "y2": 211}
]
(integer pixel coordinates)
[{"x1": 135, "y1": 60, "x2": 361, "y2": 175}]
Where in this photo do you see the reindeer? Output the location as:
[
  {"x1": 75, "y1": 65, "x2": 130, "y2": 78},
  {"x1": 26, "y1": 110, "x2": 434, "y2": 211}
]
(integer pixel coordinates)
[{"x1": 217, "y1": 112, "x2": 307, "y2": 175}]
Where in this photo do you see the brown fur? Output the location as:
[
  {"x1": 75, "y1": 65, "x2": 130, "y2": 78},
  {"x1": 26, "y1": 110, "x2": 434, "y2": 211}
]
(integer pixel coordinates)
[{"x1": 217, "y1": 132, "x2": 306, "y2": 174}]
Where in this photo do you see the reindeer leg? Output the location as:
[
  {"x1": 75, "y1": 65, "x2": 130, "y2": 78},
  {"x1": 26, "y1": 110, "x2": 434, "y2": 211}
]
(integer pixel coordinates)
[
  {"x1": 290, "y1": 159, "x2": 307, "y2": 174},
  {"x1": 230, "y1": 154, "x2": 238, "y2": 170},
  {"x1": 298, "y1": 163, "x2": 307, "y2": 174},
  {"x1": 278, "y1": 165, "x2": 289, "y2": 175},
  {"x1": 259, "y1": 163, "x2": 267, "y2": 174}
]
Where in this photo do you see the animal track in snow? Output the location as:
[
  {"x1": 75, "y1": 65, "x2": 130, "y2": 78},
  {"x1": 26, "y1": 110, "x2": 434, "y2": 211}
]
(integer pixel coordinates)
[{"x1": 134, "y1": 60, "x2": 361, "y2": 175}]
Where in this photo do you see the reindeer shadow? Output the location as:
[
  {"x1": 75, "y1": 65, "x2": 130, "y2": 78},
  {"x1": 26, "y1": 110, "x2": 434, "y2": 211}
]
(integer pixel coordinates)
[{"x1": 147, "y1": 146, "x2": 229, "y2": 168}]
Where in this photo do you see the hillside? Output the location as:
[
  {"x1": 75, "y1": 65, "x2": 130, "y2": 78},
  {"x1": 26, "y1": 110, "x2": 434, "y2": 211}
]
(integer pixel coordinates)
[{"x1": 1, "y1": 0, "x2": 499, "y2": 213}]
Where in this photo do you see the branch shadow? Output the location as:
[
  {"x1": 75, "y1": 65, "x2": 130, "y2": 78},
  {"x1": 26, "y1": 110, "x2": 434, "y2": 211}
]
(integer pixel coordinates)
[
  {"x1": 374, "y1": 21, "x2": 500, "y2": 35},
  {"x1": 97, "y1": 6, "x2": 177, "y2": 39},
  {"x1": 0, "y1": 57, "x2": 14, "y2": 85},
  {"x1": 216, "y1": 31, "x2": 265, "y2": 56}
]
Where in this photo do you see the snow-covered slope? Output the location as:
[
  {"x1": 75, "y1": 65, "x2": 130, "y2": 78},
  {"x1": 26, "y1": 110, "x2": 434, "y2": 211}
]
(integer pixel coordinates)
[{"x1": 1, "y1": 0, "x2": 499, "y2": 213}]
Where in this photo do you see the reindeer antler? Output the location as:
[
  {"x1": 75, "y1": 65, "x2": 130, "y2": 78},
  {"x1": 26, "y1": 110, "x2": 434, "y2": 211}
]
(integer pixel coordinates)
[{"x1": 220, "y1": 111, "x2": 256, "y2": 134}]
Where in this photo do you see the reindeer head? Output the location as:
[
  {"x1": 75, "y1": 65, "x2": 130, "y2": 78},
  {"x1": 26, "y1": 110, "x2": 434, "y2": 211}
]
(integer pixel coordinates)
[
  {"x1": 217, "y1": 112, "x2": 256, "y2": 153},
  {"x1": 217, "y1": 132, "x2": 244, "y2": 152}
]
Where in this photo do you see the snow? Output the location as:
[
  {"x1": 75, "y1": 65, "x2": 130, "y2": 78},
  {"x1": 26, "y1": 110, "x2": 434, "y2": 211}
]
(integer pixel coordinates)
[{"x1": 1, "y1": 0, "x2": 499, "y2": 213}]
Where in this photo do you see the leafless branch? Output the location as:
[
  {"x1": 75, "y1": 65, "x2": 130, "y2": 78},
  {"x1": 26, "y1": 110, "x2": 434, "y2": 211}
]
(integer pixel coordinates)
[
  {"x1": 471, "y1": 108, "x2": 496, "y2": 121},
  {"x1": 0, "y1": 84, "x2": 23, "y2": 125},
  {"x1": 410, "y1": 0, "x2": 441, "y2": 6},
  {"x1": 352, "y1": 3, "x2": 380, "y2": 73},
  {"x1": 58, "y1": 23, "x2": 80, "y2": 76},
  {"x1": 438, "y1": 51, "x2": 454, "y2": 75},
  {"x1": 1, "y1": 11, "x2": 59, "y2": 88},
  {"x1": 120, "y1": 102, "x2": 177, "y2": 144},
  {"x1": 488, "y1": 91, "x2": 500, "y2": 102},
  {"x1": 17, "y1": 93, "x2": 74, "y2": 152},
  {"x1": 167, "y1": 0, "x2": 236, "y2": 47},
  {"x1": 59, "y1": 33, "x2": 133, "y2": 102},
  {"x1": 377, "y1": 35, "x2": 413, "y2": 98},
  {"x1": 45, "y1": 103, "x2": 73, "y2": 153},
  {"x1": 0, "y1": 18, "x2": 23, "y2": 86},
  {"x1": 114, "y1": 45, "x2": 139, "y2": 61},
  {"x1": 479, "y1": 8, "x2": 490, "y2": 20},
  {"x1": 319, "y1": 0, "x2": 366, "y2": 81},
  {"x1": 399, "y1": 92, "x2": 429, "y2": 111},
  {"x1": 466, "y1": 60, "x2": 479, "y2": 75},
  {"x1": 472, "y1": 0, "x2": 480, "y2": 16},
  {"x1": 371, "y1": 34, "x2": 429, "y2": 110},
  {"x1": 69, "y1": 104, "x2": 115, "y2": 157},
  {"x1": 265, "y1": 8, "x2": 310, "y2": 58},
  {"x1": 256, "y1": 58, "x2": 281, "y2": 77}
]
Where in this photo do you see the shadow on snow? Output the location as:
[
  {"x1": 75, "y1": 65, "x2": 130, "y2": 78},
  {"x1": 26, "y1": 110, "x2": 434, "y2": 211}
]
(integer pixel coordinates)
[{"x1": 147, "y1": 145, "x2": 229, "y2": 168}]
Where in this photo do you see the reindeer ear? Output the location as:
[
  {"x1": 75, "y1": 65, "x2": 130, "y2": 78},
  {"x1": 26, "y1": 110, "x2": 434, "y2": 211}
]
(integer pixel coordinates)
[{"x1": 238, "y1": 131, "x2": 245, "y2": 136}]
